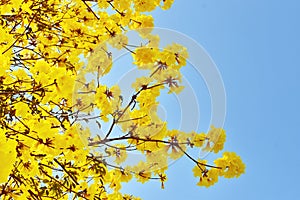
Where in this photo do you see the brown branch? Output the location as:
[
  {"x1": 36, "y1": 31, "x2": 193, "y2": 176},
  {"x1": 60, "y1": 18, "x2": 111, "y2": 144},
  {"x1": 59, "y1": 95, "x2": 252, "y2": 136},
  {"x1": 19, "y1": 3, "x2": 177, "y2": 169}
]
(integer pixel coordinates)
[
  {"x1": 82, "y1": 0, "x2": 100, "y2": 20},
  {"x1": 39, "y1": 167, "x2": 87, "y2": 199},
  {"x1": 117, "y1": 114, "x2": 147, "y2": 123},
  {"x1": 175, "y1": 144, "x2": 222, "y2": 170},
  {"x1": 53, "y1": 158, "x2": 79, "y2": 185},
  {"x1": 2, "y1": 12, "x2": 38, "y2": 55}
]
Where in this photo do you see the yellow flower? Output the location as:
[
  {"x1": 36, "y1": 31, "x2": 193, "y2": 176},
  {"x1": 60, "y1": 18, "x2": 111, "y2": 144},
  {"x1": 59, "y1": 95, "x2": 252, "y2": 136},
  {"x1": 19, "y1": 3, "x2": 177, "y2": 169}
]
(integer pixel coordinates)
[
  {"x1": 191, "y1": 132, "x2": 206, "y2": 147},
  {"x1": 196, "y1": 168, "x2": 219, "y2": 187},
  {"x1": 129, "y1": 14, "x2": 154, "y2": 35},
  {"x1": 165, "y1": 43, "x2": 189, "y2": 69},
  {"x1": 146, "y1": 151, "x2": 168, "y2": 173},
  {"x1": 112, "y1": 0, "x2": 132, "y2": 11},
  {"x1": 97, "y1": 0, "x2": 110, "y2": 9},
  {"x1": 193, "y1": 160, "x2": 219, "y2": 187},
  {"x1": 206, "y1": 126, "x2": 226, "y2": 153},
  {"x1": 145, "y1": 34, "x2": 160, "y2": 48},
  {"x1": 132, "y1": 76, "x2": 154, "y2": 91},
  {"x1": 136, "y1": 86, "x2": 161, "y2": 109},
  {"x1": 112, "y1": 168, "x2": 133, "y2": 183},
  {"x1": 214, "y1": 152, "x2": 246, "y2": 178},
  {"x1": 0, "y1": 28, "x2": 13, "y2": 76},
  {"x1": 133, "y1": 0, "x2": 160, "y2": 12},
  {"x1": 0, "y1": 130, "x2": 17, "y2": 183},
  {"x1": 133, "y1": 47, "x2": 158, "y2": 67},
  {"x1": 95, "y1": 85, "x2": 121, "y2": 121},
  {"x1": 109, "y1": 34, "x2": 128, "y2": 49},
  {"x1": 87, "y1": 44, "x2": 112, "y2": 76},
  {"x1": 160, "y1": 0, "x2": 174, "y2": 10}
]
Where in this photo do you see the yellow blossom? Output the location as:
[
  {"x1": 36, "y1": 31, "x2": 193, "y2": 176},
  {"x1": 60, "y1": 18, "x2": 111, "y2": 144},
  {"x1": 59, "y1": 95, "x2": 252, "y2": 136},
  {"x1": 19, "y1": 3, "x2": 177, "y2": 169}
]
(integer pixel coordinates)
[{"x1": 0, "y1": 130, "x2": 17, "y2": 183}]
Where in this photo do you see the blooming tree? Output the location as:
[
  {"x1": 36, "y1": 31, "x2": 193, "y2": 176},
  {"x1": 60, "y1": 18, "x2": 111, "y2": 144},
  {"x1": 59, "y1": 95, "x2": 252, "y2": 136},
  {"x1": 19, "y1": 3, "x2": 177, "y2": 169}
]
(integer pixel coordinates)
[{"x1": 0, "y1": 0, "x2": 245, "y2": 199}]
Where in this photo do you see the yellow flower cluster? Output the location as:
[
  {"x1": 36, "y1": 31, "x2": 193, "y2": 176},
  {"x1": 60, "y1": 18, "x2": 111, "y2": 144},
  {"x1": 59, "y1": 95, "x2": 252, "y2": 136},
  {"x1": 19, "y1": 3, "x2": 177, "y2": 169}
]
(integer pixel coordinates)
[
  {"x1": 215, "y1": 152, "x2": 246, "y2": 178},
  {"x1": 0, "y1": 129, "x2": 17, "y2": 183},
  {"x1": 95, "y1": 85, "x2": 121, "y2": 121},
  {"x1": 192, "y1": 160, "x2": 220, "y2": 187},
  {"x1": 193, "y1": 152, "x2": 245, "y2": 187},
  {"x1": 205, "y1": 125, "x2": 227, "y2": 153}
]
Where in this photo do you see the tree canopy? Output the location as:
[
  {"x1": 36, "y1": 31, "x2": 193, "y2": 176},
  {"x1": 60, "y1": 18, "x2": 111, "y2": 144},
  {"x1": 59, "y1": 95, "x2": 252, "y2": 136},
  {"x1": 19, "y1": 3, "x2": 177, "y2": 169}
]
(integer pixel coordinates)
[{"x1": 0, "y1": 0, "x2": 245, "y2": 199}]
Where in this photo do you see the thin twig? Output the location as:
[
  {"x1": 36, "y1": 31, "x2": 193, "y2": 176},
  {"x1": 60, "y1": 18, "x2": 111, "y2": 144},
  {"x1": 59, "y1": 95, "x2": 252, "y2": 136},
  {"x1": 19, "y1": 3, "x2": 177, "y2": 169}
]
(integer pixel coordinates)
[
  {"x1": 82, "y1": 0, "x2": 100, "y2": 20},
  {"x1": 2, "y1": 12, "x2": 38, "y2": 55}
]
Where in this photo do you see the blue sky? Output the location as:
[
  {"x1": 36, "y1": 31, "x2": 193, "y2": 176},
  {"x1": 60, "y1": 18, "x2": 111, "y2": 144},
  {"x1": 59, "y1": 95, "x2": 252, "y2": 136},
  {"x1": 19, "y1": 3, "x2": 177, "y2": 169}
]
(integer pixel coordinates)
[{"x1": 119, "y1": 0, "x2": 300, "y2": 199}]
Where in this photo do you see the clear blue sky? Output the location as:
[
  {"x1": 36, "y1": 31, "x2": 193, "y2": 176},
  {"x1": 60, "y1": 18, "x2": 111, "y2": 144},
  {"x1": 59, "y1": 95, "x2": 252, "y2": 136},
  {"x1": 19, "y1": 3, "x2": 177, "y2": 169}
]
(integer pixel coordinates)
[{"x1": 118, "y1": 0, "x2": 300, "y2": 199}]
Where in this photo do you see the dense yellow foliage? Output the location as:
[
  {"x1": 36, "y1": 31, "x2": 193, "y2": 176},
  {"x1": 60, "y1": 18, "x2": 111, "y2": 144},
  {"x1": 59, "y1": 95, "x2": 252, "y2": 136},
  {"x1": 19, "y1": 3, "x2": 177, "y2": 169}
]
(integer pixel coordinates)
[{"x1": 0, "y1": 0, "x2": 245, "y2": 199}]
